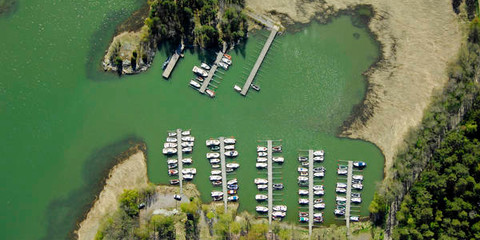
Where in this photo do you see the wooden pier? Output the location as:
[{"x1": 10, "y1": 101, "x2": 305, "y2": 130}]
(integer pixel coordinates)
[
  {"x1": 176, "y1": 129, "x2": 183, "y2": 195},
  {"x1": 308, "y1": 150, "x2": 314, "y2": 236},
  {"x1": 239, "y1": 26, "x2": 278, "y2": 96},
  {"x1": 219, "y1": 137, "x2": 228, "y2": 212},
  {"x1": 162, "y1": 44, "x2": 184, "y2": 79},
  {"x1": 267, "y1": 140, "x2": 273, "y2": 225},
  {"x1": 345, "y1": 161, "x2": 353, "y2": 232}
]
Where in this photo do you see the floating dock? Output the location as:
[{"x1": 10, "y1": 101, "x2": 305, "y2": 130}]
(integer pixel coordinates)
[
  {"x1": 308, "y1": 150, "x2": 314, "y2": 236},
  {"x1": 219, "y1": 137, "x2": 228, "y2": 212},
  {"x1": 162, "y1": 44, "x2": 184, "y2": 79},
  {"x1": 199, "y1": 51, "x2": 224, "y2": 93},
  {"x1": 346, "y1": 161, "x2": 353, "y2": 231},
  {"x1": 267, "y1": 140, "x2": 273, "y2": 225},
  {"x1": 176, "y1": 129, "x2": 183, "y2": 195},
  {"x1": 239, "y1": 26, "x2": 278, "y2": 96}
]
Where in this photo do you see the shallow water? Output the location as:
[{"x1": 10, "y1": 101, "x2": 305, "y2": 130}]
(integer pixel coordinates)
[{"x1": 0, "y1": 0, "x2": 382, "y2": 238}]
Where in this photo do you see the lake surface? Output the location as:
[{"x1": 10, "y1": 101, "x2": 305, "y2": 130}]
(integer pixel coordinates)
[{"x1": 0, "y1": 0, "x2": 382, "y2": 239}]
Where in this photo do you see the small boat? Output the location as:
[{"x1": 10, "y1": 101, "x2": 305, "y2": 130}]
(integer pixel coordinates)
[
  {"x1": 170, "y1": 179, "x2": 180, "y2": 185},
  {"x1": 298, "y1": 156, "x2": 308, "y2": 162},
  {"x1": 227, "y1": 195, "x2": 239, "y2": 202},
  {"x1": 196, "y1": 76, "x2": 204, "y2": 82},
  {"x1": 314, "y1": 203, "x2": 325, "y2": 209},
  {"x1": 313, "y1": 166, "x2": 325, "y2": 172},
  {"x1": 314, "y1": 198, "x2": 324, "y2": 204},
  {"x1": 193, "y1": 66, "x2": 208, "y2": 77},
  {"x1": 210, "y1": 146, "x2": 220, "y2": 151},
  {"x1": 314, "y1": 172, "x2": 324, "y2": 178},
  {"x1": 299, "y1": 198, "x2": 309, "y2": 205},
  {"x1": 350, "y1": 216, "x2": 359, "y2": 222},
  {"x1": 181, "y1": 136, "x2": 195, "y2": 142},
  {"x1": 227, "y1": 184, "x2": 239, "y2": 190},
  {"x1": 224, "y1": 145, "x2": 235, "y2": 150},
  {"x1": 206, "y1": 89, "x2": 215, "y2": 98},
  {"x1": 299, "y1": 171, "x2": 308, "y2": 176},
  {"x1": 224, "y1": 150, "x2": 238, "y2": 157},
  {"x1": 225, "y1": 168, "x2": 234, "y2": 173},
  {"x1": 206, "y1": 139, "x2": 220, "y2": 147},
  {"x1": 183, "y1": 174, "x2": 194, "y2": 180},
  {"x1": 212, "y1": 195, "x2": 223, "y2": 201},
  {"x1": 255, "y1": 194, "x2": 268, "y2": 201},
  {"x1": 336, "y1": 183, "x2": 347, "y2": 188},
  {"x1": 167, "y1": 159, "x2": 178, "y2": 165},
  {"x1": 211, "y1": 164, "x2": 220, "y2": 169},
  {"x1": 164, "y1": 142, "x2": 177, "y2": 148},
  {"x1": 206, "y1": 152, "x2": 220, "y2": 159},
  {"x1": 163, "y1": 148, "x2": 177, "y2": 155},
  {"x1": 211, "y1": 170, "x2": 221, "y2": 175},
  {"x1": 314, "y1": 190, "x2": 325, "y2": 196},
  {"x1": 227, "y1": 178, "x2": 238, "y2": 185},
  {"x1": 313, "y1": 213, "x2": 323, "y2": 218},
  {"x1": 218, "y1": 61, "x2": 229, "y2": 70},
  {"x1": 298, "y1": 167, "x2": 308, "y2": 172},
  {"x1": 336, "y1": 188, "x2": 347, "y2": 193},
  {"x1": 167, "y1": 132, "x2": 177, "y2": 137},
  {"x1": 313, "y1": 156, "x2": 324, "y2": 162},
  {"x1": 273, "y1": 205, "x2": 287, "y2": 212},
  {"x1": 337, "y1": 168, "x2": 348, "y2": 175},
  {"x1": 336, "y1": 196, "x2": 347, "y2": 202},
  {"x1": 251, "y1": 84, "x2": 260, "y2": 91},
  {"x1": 353, "y1": 175, "x2": 364, "y2": 181},
  {"x1": 162, "y1": 56, "x2": 171, "y2": 70},
  {"x1": 351, "y1": 197, "x2": 362, "y2": 203},
  {"x1": 298, "y1": 176, "x2": 308, "y2": 182},
  {"x1": 272, "y1": 146, "x2": 282, "y2": 152},
  {"x1": 211, "y1": 191, "x2": 223, "y2": 197},
  {"x1": 257, "y1": 184, "x2": 268, "y2": 190},
  {"x1": 168, "y1": 169, "x2": 178, "y2": 176},
  {"x1": 257, "y1": 146, "x2": 267, "y2": 152},
  {"x1": 212, "y1": 180, "x2": 222, "y2": 186},
  {"x1": 168, "y1": 163, "x2": 177, "y2": 169},
  {"x1": 221, "y1": 57, "x2": 232, "y2": 65},
  {"x1": 273, "y1": 157, "x2": 284, "y2": 163},
  {"x1": 254, "y1": 178, "x2": 268, "y2": 184},
  {"x1": 312, "y1": 185, "x2": 324, "y2": 191},
  {"x1": 224, "y1": 138, "x2": 236, "y2": 144},
  {"x1": 301, "y1": 162, "x2": 309, "y2": 167},
  {"x1": 313, "y1": 217, "x2": 324, "y2": 223},
  {"x1": 227, "y1": 190, "x2": 237, "y2": 195},
  {"x1": 182, "y1": 168, "x2": 196, "y2": 175},
  {"x1": 181, "y1": 142, "x2": 194, "y2": 147},
  {"x1": 234, "y1": 85, "x2": 242, "y2": 92},
  {"x1": 210, "y1": 158, "x2": 220, "y2": 164},
  {"x1": 353, "y1": 161, "x2": 367, "y2": 168},
  {"x1": 273, "y1": 183, "x2": 284, "y2": 190},
  {"x1": 313, "y1": 150, "x2": 324, "y2": 156},
  {"x1": 257, "y1": 152, "x2": 267, "y2": 157},
  {"x1": 226, "y1": 163, "x2": 239, "y2": 169},
  {"x1": 334, "y1": 209, "x2": 345, "y2": 216},
  {"x1": 352, "y1": 193, "x2": 361, "y2": 198},
  {"x1": 201, "y1": 62, "x2": 211, "y2": 70},
  {"x1": 272, "y1": 211, "x2": 285, "y2": 218},
  {"x1": 352, "y1": 183, "x2": 363, "y2": 190},
  {"x1": 256, "y1": 163, "x2": 267, "y2": 168},
  {"x1": 182, "y1": 158, "x2": 193, "y2": 164},
  {"x1": 189, "y1": 79, "x2": 201, "y2": 88},
  {"x1": 223, "y1": 53, "x2": 232, "y2": 60},
  {"x1": 352, "y1": 179, "x2": 363, "y2": 184},
  {"x1": 298, "y1": 189, "x2": 309, "y2": 195},
  {"x1": 257, "y1": 157, "x2": 267, "y2": 163},
  {"x1": 256, "y1": 206, "x2": 268, "y2": 213},
  {"x1": 182, "y1": 147, "x2": 192, "y2": 153},
  {"x1": 166, "y1": 137, "x2": 177, "y2": 143},
  {"x1": 299, "y1": 217, "x2": 309, "y2": 222},
  {"x1": 209, "y1": 175, "x2": 222, "y2": 181},
  {"x1": 337, "y1": 200, "x2": 347, "y2": 206}
]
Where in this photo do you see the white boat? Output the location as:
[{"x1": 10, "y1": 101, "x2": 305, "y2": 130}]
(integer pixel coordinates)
[
  {"x1": 224, "y1": 145, "x2": 235, "y2": 150},
  {"x1": 273, "y1": 205, "x2": 287, "y2": 212},
  {"x1": 181, "y1": 136, "x2": 195, "y2": 142},
  {"x1": 206, "y1": 89, "x2": 215, "y2": 98},
  {"x1": 181, "y1": 142, "x2": 194, "y2": 147},
  {"x1": 163, "y1": 148, "x2": 177, "y2": 155},
  {"x1": 352, "y1": 184, "x2": 363, "y2": 190},
  {"x1": 183, "y1": 174, "x2": 194, "y2": 180},
  {"x1": 256, "y1": 163, "x2": 267, "y2": 168},
  {"x1": 350, "y1": 216, "x2": 359, "y2": 222},
  {"x1": 334, "y1": 209, "x2": 345, "y2": 215},
  {"x1": 314, "y1": 190, "x2": 325, "y2": 196},
  {"x1": 210, "y1": 158, "x2": 220, "y2": 164},
  {"x1": 336, "y1": 183, "x2": 347, "y2": 188},
  {"x1": 182, "y1": 168, "x2": 196, "y2": 175},
  {"x1": 211, "y1": 191, "x2": 223, "y2": 197},
  {"x1": 298, "y1": 198, "x2": 309, "y2": 204},
  {"x1": 167, "y1": 159, "x2": 178, "y2": 165},
  {"x1": 226, "y1": 163, "x2": 239, "y2": 169},
  {"x1": 313, "y1": 185, "x2": 324, "y2": 191},
  {"x1": 257, "y1": 152, "x2": 267, "y2": 157},
  {"x1": 257, "y1": 146, "x2": 267, "y2": 152},
  {"x1": 257, "y1": 157, "x2": 267, "y2": 163},
  {"x1": 182, "y1": 158, "x2": 193, "y2": 164},
  {"x1": 298, "y1": 156, "x2": 308, "y2": 162},
  {"x1": 353, "y1": 175, "x2": 364, "y2": 181},
  {"x1": 314, "y1": 172, "x2": 324, "y2": 177},
  {"x1": 209, "y1": 175, "x2": 222, "y2": 181},
  {"x1": 254, "y1": 178, "x2": 268, "y2": 184},
  {"x1": 201, "y1": 62, "x2": 211, "y2": 70},
  {"x1": 313, "y1": 156, "x2": 324, "y2": 162},
  {"x1": 206, "y1": 152, "x2": 220, "y2": 159},
  {"x1": 298, "y1": 176, "x2": 308, "y2": 182},
  {"x1": 168, "y1": 132, "x2": 177, "y2": 137},
  {"x1": 211, "y1": 170, "x2": 222, "y2": 175},
  {"x1": 224, "y1": 138, "x2": 236, "y2": 144},
  {"x1": 168, "y1": 163, "x2": 177, "y2": 169},
  {"x1": 206, "y1": 139, "x2": 220, "y2": 146},
  {"x1": 227, "y1": 195, "x2": 239, "y2": 202},
  {"x1": 168, "y1": 169, "x2": 178, "y2": 176},
  {"x1": 224, "y1": 150, "x2": 238, "y2": 157},
  {"x1": 211, "y1": 164, "x2": 220, "y2": 169},
  {"x1": 272, "y1": 211, "x2": 286, "y2": 218},
  {"x1": 336, "y1": 187, "x2": 346, "y2": 193},
  {"x1": 227, "y1": 178, "x2": 238, "y2": 185},
  {"x1": 298, "y1": 189, "x2": 309, "y2": 195},
  {"x1": 234, "y1": 85, "x2": 241, "y2": 92},
  {"x1": 351, "y1": 197, "x2": 362, "y2": 203},
  {"x1": 255, "y1": 194, "x2": 268, "y2": 201},
  {"x1": 353, "y1": 161, "x2": 367, "y2": 168},
  {"x1": 299, "y1": 171, "x2": 308, "y2": 176},
  {"x1": 166, "y1": 137, "x2": 177, "y2": 143},
  {"x1": 298, "y1": 167, "x2": 308, "y2": 172},
  {"x1": 182, "y1": 147, "x2": 192, "y2": 153},
  {"x1": 218, "y1": 61, "x2": 229, "y2": 70},
  {"x1": 221, "y1": 57, "x2": 232, "y2": 65},
  {"x1": 190, "y1": 79, "x2": 201, "y2": 88},
  {"x1": 257, "y1": 184, "x2": 268, "y2": 190},
  {"x1": 273, "y1": 157, "x2": 284, "y2": 163},
  {"x1": 337, "y1": 169, "x2": 348, "y2": 175},
  {"x1": 314, "y1": 203, "x2": 325, "y2": 209},
  {"x1": 314, "y1": 213, "x2": 323, "y2": 218},
  {"x1": 164, "y1": 142, "x2": 177, "y2": 148},
  {"x1": 181, "y1": 130, "x2": 190, "y2": 136},
  {"x1": 256, "y1": 206, "x2": 268, "y2": 213},
  {"x1": 193, "y1": 66, "x2": 208, "y2": 77},
  {"x1": 336, "y1": 196, "x2": 347, "y2": 202},
  {"x1": 313, "y1": 150, "x2": 324, "y2": 156}
]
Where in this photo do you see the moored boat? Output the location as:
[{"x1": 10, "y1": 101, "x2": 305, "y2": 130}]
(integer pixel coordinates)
[
  {"x1": 224, "y1": 137, "x2": 236, "y2": 144},
  {"x1": 163, "y1": 148, "x2": 177, "y2": 155},
  {"x1": 257, "y1": 157, "x2": 267, "y2": 163},
  {"x1": 227, "y1": 195, "x2": 239, "y2": 202},
  {"x1": 234, "y1": 85, "x2": 241, "y2": 92},
  {"x1": 257, "y1": 152, "x2": 267, "y2": 157},
  {"x1": 254, "y1": 178, "x2": 268, "y2": 184},
  {"x1": 226, "y1": 163, "x2": 239, "y2": 169},
  {"x1": 168, "y1": 169, "x2": 178, "y2": 176},
  {"x1": 209, "y1": 175, "x2": 222, "y2": 181},
  {"x1": 272, "y1": 157, "x2": 284, "y2": 163},
  {"x1": 273, "y1": 205, "x2": 287, "y2": 212},
  {"x1": 210, "y1": 158, "x2": 220, "y2": 164},
  {"x1": 298, "y1": 189, "x2": 309, "y2": 195},
  {"x1": 206, "y1": 89, "x2": 215, "y2": 98},
  {"x1": 273, "y1": 183, "x2": 284, "y2": 190},
  {"x1": 256, "y1": 206, "x2": 268, "y2": 213},
  {"x1": 183, "y1": 174, "x2": 194, "y2": 180},
  {"x1": 221, "y1": 57, "x2": 232, "y2": 65},
  {"x1": 211, "y1": 170, "x2": 221, "y2": 175},
  {"x1": 164, "y1": 142, "x2": 177, "y2": 148},
  {"x1": 218, "y1": 61, "x2": 229, "y2": 70},
  {"x1": 255, "y1": 194, "x2": 268, "y2": 201},
  {"x1": 166, "y1": 137, "x2": 177, "y2": 143},
  {"x1": 251, "y1": 83, "x2": 260, "y2": 91},
  {"x1": 206, "y1": 139, "x2": 220, "y2": 147},
  {"x1": 353, "y1": 161, "x2": 367, "y2": 168},
  {"x1": 206, "y1": 152, "x2": 220, "y2": 159},
  {"x1": 182, "y1": 158, "x2": 193, "y2": 164},
  {"x1": 299, "y1": 198, "x2": 309, "y2": 205},
  {"x1": 314, "y1": 203, "x2": 325, "y2": 209},
  {"x1": 257, "y1": 146, "x2": 267, "y2": 152},
  {"x1": 257, "y1": 184, "x2": 268, "y2": 190},
  {"x1": 170, "y1": 179, "x2": 180, "y2": 185},
  {"x1": 224, "y1": 150, "x2": 238, "y2": 157},
  {"x1": 193, "y1": 66, "x2": 208, "y2": 77},
  {"x1": 201, "y1": 62, "x2": 211, "y2": 70},
  {"x1": 256, "y1": 163, "x2": 267, "y2": 168}
]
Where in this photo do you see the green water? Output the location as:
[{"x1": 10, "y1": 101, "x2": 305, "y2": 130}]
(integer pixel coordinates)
[{"x1": 0, "y1": 0, "x2": 382, "y2": 239}]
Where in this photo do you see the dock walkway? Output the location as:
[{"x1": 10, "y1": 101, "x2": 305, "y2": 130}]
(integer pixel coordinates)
[
  {"x1": 219, "y1": 137, "x2": 228, "y2": 212},
  {"x1": 267, "y1": 140, "x2": 273, "y2": 225},
  {"x1": 308, "y1": 150, "x2": 314, "y2": 236},
  {"x1": 176, "y1": 129, "x2": 183, "y2": 195},
  {"x1": 199, "y1": 51, "x2": 224, "y2": 93},
  {"x1": 346, "y1": 161, "x2": 353, "y2": 231}
]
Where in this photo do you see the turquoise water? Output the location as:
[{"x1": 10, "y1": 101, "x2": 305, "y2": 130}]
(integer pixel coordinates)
[{"x1": 0, "y1": 0, "x2": 382, "y2": 238}]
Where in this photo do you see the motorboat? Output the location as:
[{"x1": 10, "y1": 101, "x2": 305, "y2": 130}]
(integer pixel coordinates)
[
  {"x1": 218, "y1": 61, "x2": 229, "y2": 70},
  {"x1": 273, "y1": 205, "x2": 287, "y2": 212},
  {"x1": 192, "y1": 66, "x2": 208, "y2": 77},
  {"x1": 212, "y1": 180, "x2": 222, "y2": 186},
  {"x1": 352, "y1": 193, "x2": 361, "y2": 198},
  {"x1": 212, "y1": 164, "x2": 220, "y2": 169},
  {"x1": 211, "y1": 191, "x2": 223, "y2": 197},
  {"x1": 298, "y1": 156, "x2": 308, "y2": 162},
  {"x1": 182, "y1": 168, "x2": 196, "y2": 175},
  {"x1": 251, "y1": 84, "x2": 260, "y2": 91},
  {"x1": 313, "y1": 185, "x2": 324, "y2": 191},
  {"x1": 189, "y1": 79, "x2": 201, "y2": 88},
  {"x1": 223, "y1": 53, "x2": 232, "y2": 60},
  {"x1": 334, "y1": 209, "x2": 345, "y2": 216},
  {"x1": 201, "y1": 62, "x2": 211, "y2": 70},
  {"x1": 227, "y1": 178, "x2": 238, "y2": 185},
  {"x1": 181, "y1": 141, "x2": 194, "y2": 147},
  {"x1": 226, "y1": 163, "x2": 239, "y2": 169},
  {"x1": 167, "y1": 132, "x2": 177, "y2": 137},
  {"x1": 212, "y1": 195, "x2": 223, "y2": 201},
  {"x1": 272, "y1": 212, "x2": 286, "y2": 218},
  {"x1": 353, "y1": 175, "x2": 364, "y2": 181},
  {"x1": 225, "y1": 168, "x2": 234, "y2": 173},
  {"x1": 336, "y1": 188, "x2": 347, "y2": 193},
  {"x1": 337, "y1": 168, "x2": 348, "y2": 175},
  {"x1": 351, "y1": 197, "x2": 362, "y2": 203},
  {"x1": 353, "y1": 161, "x2": 367, "y2": 168},
  {"x1": 298, "y1": 189, "x2": 309, "y2": 195},
  {"x1": 254, "y1": 178, "x2": 268, "y2": 184},
  {"x1": 211, "y1": 170, "x2": 221, "y2": 175},
  {"x1": 227, "y1": 195, "x2": 239, "y2": 202},
  {"x1": 313, "y1": 156, "x2": 324, "y2": 162},
  {"x1": 350, "y1": 216, "x2": 359, "y2": 222},
  {"x1": 224, "y1": 145, "x2": 235, "y2": 150},
  {"x1": 313, "y1": 213, "x2": 323, "y2": 218},
  {"x1": 298, "y1": 167, "x2": 308, "y2": 172},
  {"x1": 209, "y1": 175, "x2": 222, "y2": 181},
  {"x1": 257, "y1": 152, "x2": 267, "y2": 157},
  {"x1": 337, "y1": 200, "x2": 346, "y2": 206},
  {"x1": 272, "y1": 157, "x2": 284, "y2": 163},
  {"x1": 313, "y1": 150, "x2": 324, "y2": 156},
  {"x1": 168, "y1": 164, "x2": 177, "y2": 169},
  {"x1": 299, "y1": 171, "x2": 308, "y2": 176},
  {"x1": 182, "y1": 158, "x2": 193, "y2": 164},
  {"x1": 182, "y1": 147, "x2": 192, "y2": 153},
  {"x1": 166, "y1": 137, "x2": 177, "y2": 143},
  {"x1": 273, "y1": 183, "x2": 284, "y2": 190},
  {"x1": 210, "y1": 158, "x2": 220, "y2": 164},
  {"x1": 227, "y1": 190, "x2": 237, "y2": 195},
  {"x1": 221, "y1": 57, "x2": 232, "y2": 65},
  {"x1": 298, "y1": 198, "x2": 309, "y2": 205},
  {"x1": 298, "y1": 176, "x2": 308, "y2": 182},
  {"x1": 255, "y1": 194, "x2": 268, "y2": 201},
  {"x1": 227, "y1": 185, "x2": 237, "y2": 191},
  {"x1": 336, "y1": 196, "x2": 347, "y2": 202},
  {"x1": 314, "y1": 190, "x2": 325, "y2": 196},
  {"x1": 301, "y1": 162, "x2": 309, "y2": 167},
  {"x1": 170, "y1": 179, "x2": 179, "y2": 185},
  {"x1": 206, "y1": 139, "x2": 220, "y2": 147},
  {"x1": 314, "y1": 198, "x2": 324, "y2": 204},
  {"x1": 196, "y1": 76, "x2": 204, "y2": 82},
  {"x1": 224, "y1": 150, "x2": 238, "y2": 157},
  {"x1": 256, "y1": 163, "x2": 267, "y2": 168},
  {"x1": 167, "y1": 159, "x2": 178, "y2": 165},
  {"x1": 164, "y1": 142, "x2": 177, "y2": 148},
  {"x1": 257, "y1": 184, "x2": 268, "y2": 190},
  {"x1": 162, "y1": 56, "x2": 171, "y2": 69},
  {"x1": 272, "y1": 146, "x2": 282, "y2": 152},
  {"x1": 168, "y1": 169, "x2": 178, "y2": 176},
  {"x1": 352, "y1": 183, "x2": 363, "y2": 190},
  {"x1": 352, "y1": 179, "x2": 363, "y2": 185},
  {"x1": 224, "y1": 138, "x2": 236, "y2": 144},
  {"x1": 336, "y1": 182, "x2": 347, "y2": 188},
  {"x1": 181, "y1": 136, "x2": 195, "y2": 142},
  {"x1": 234, "y1": 85, "x2": 241, "y2": 92},
  {"x1": 314, "y1": 172, "x2": 324, "y2": 177},
  {"x1": 313, "y1": 217, "x2": 324, "y2": 223},
  {"x1": 210, "y1": 146, "x2": 220, "y2": 151},
  {"x1": 207, "y1": 152, "x2": 220, "y2": 159},
  {"x1": 314, "y1": 203, "x2": 325, "y2": 209},
  {"x1": 205, "y1": 89, "x2": 215, "y2": 98},
  {"x1": 299, "y1": 217, "x2": 309, "y2": 222},
  {"x1": 257, "y1": 146, "x2": 267, "y2": 152},
  {"x1": 256, "y1": 206, "x2": 268, "y2": 213},
  {"x1": 163, "y1": 148, "x2": 177, "y2": 155},
  {"x1": 313, "y1": 166, "x2": 325, "y2": 172},
  {"x1": 183, "y1": 174, "x2": 194, "y2": 180},
  {"x1": 257, "y1": 157, "x2": 267, "y2": 163}
]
